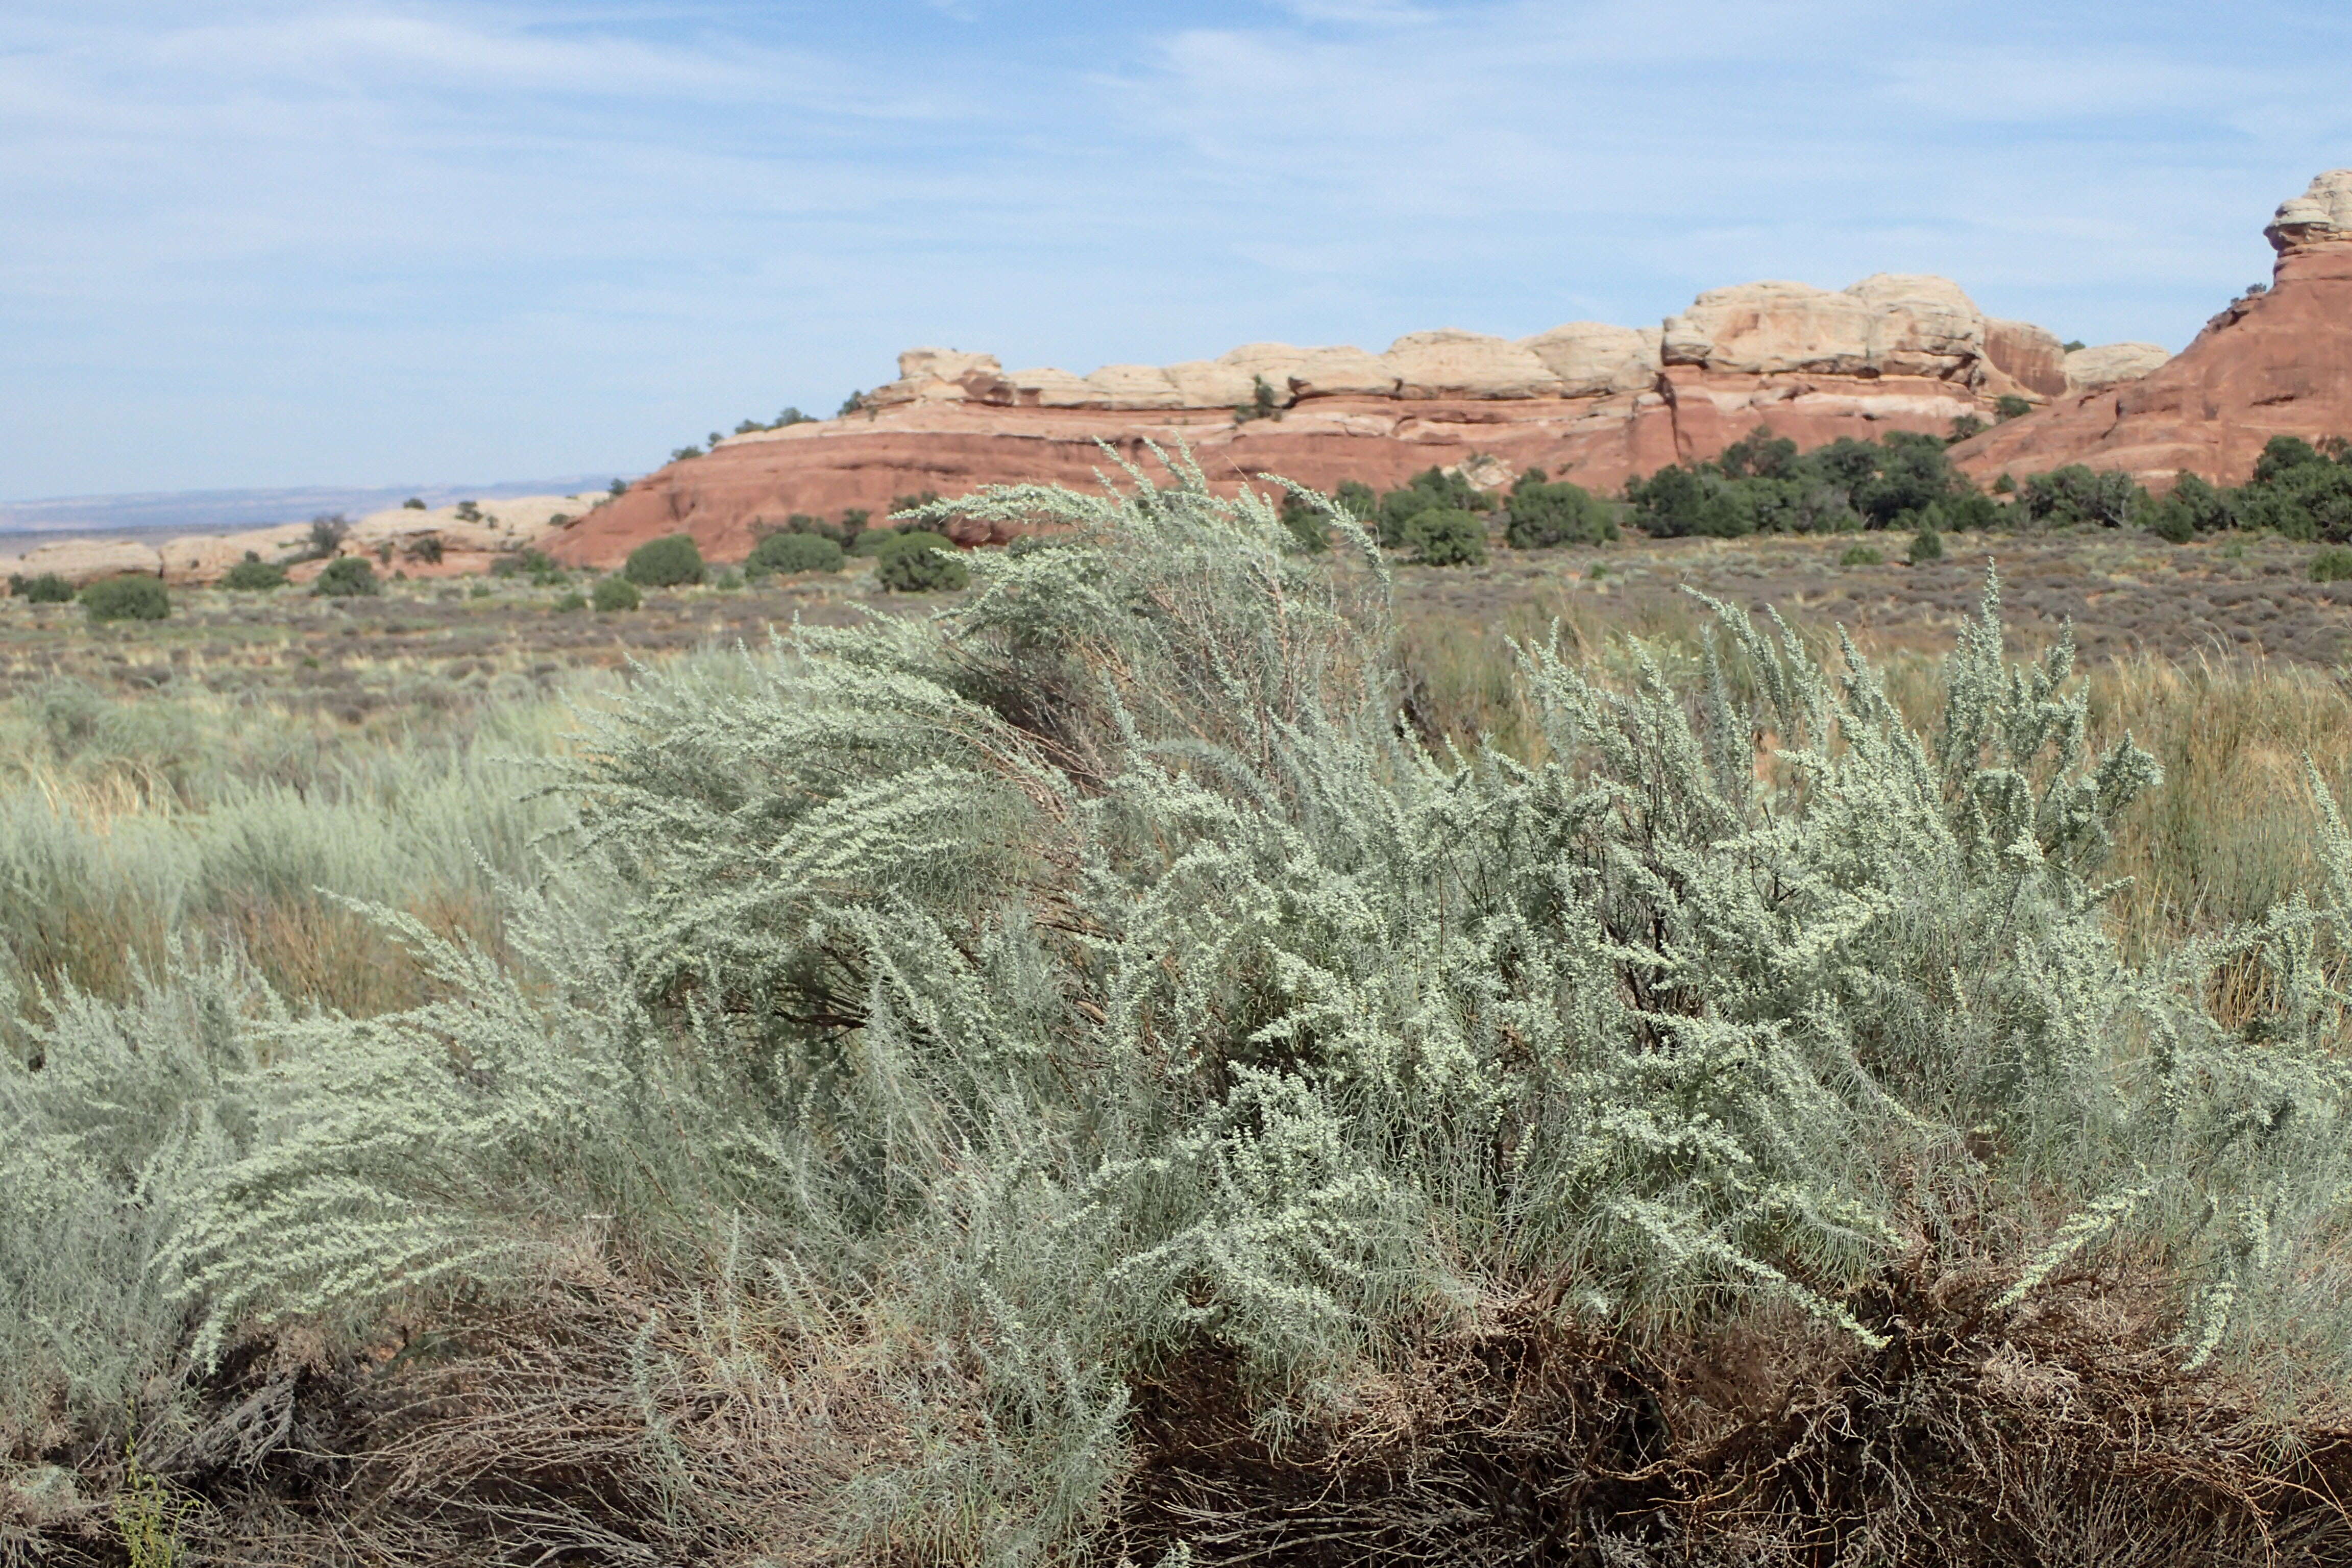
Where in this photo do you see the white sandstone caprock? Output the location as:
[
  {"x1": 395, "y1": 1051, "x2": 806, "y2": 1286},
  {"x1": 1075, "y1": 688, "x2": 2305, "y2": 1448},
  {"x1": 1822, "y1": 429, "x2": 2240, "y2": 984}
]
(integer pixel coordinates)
[
  {"x1": 2063, "y1": 342, "x2": 2172, "y2": 395},
  {"x1": 1381, "y1": 329, "x2": 1565, "y2": 399},
  {"x1": 2266, "y1": 169, "x2": 2352, "y2": 254},
  {"x1": 1518, "y1": 322, "x2": 1661, "y2": 396}
]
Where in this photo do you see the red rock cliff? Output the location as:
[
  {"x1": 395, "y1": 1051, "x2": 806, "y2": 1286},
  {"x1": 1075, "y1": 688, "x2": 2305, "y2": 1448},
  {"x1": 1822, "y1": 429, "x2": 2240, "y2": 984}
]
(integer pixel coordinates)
[
  {"x1": 547, "y1": 276, "x2": 2107, "y2": 566},
  {"x1": 1954, "y1": 170, "x2": 2352, "y2": 488}
]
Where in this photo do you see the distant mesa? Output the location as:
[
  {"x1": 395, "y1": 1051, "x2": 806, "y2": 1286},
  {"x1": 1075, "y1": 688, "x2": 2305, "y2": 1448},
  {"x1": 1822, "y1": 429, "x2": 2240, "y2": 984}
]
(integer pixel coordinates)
[
  {"x1": 1954, "y1": 169, "x2": 2352, "y2": 487},
  {"x1": 1, "y1": 492, "x2": 609, "y2": 590},
  {"x1": 550, "y1": 265, "x2": 2178, "y2": 569}
]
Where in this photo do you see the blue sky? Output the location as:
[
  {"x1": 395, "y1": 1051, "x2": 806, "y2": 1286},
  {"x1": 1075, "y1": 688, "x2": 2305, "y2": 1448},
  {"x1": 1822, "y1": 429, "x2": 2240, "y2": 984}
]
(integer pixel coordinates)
[{"x1": 5, "y1": 1, "x2": 2350, "y2": 498}]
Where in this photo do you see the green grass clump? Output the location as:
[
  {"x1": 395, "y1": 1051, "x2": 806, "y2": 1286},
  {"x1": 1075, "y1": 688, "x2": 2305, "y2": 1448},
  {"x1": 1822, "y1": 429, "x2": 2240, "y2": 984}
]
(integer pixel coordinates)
[
  {"x1": 590, "y1": 575, "x2": 641, "y2": 612},
  {"x1": 80, "y1": 576, "x2": 168, "y2": 622},
  {"x1": 1840, "y1": 543, "x2": 1885, "y2": 567},
  {"x1": 2311, "y1": 545, "x2": 2352, "y2": 583}
]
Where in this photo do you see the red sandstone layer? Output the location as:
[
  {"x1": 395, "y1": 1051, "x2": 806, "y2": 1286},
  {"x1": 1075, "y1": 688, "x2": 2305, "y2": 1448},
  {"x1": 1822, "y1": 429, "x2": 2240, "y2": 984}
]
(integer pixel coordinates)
[{"x1": 546, "y1": 371, "x2": 1993, "y2": 566}]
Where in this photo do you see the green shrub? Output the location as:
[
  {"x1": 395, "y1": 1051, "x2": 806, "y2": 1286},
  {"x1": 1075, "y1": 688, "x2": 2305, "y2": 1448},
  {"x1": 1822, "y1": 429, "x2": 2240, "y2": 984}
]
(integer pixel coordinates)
[
  {"x1": 219, "y1": 557, "x2": 288, "y2": 592},
  {"x1": 1405, "y1": 507, "x2": 1488, "y2": 567},
  {"x1": 873, "y1": 531, "x2": 969, "y2": 592},
  {"x1": 1375, "y1": 467, "x2": 1488, "y2": 548},
  {"x1": 1840, "y1": 544, "x2": 1885, "y2": 567},
  {"x1": 552, "y1": 590, "x2": 587, "y2": 612},
  {"x1": 1628, "y1": 428, "x2": 1969, "y2": 538},
  {"x1": 1907, "y1": 526, "x2": 1945, "y2": 565},
  {"x1": 1273, "y1": 480, "x2": 1380, "y2": 553},
  {"x1": 1505, "y1": 470, "x2": 1616, "y2": 549},
  {"x1": 2311, "y1": 547, "x2": 2352, "y2": 583},
  {"x1": 747, "y1": 531, "x2": 845, "y2": 577},
  {"x1": 2020, "y1": 465, "x2": 2139, "y2": 528},
  {"x1": 2139, "y1": 473, "x2": 2234, "y2": 543},
  {"x1": 2235, "y1": 436, "x2": 2352, "y2": 541},
  {"x1": 1922, "y1": 492, "x2": 2001, "y2": 532},
  {"x1": 1277, "y1": 491, "x2": 1334, "y2": 553},
  {"x1": 489, "y1": 550, "x2": 540, "y2": 579},
  {"x1": 1628, "y1": 463, "x2": 1747, "y2": 538},
  {"x1": 1716, "y1": 429, "x2": 1800, "y2": 479},
  {"x1": 1995, "y1": 393, "x2": 2034, "y2": 421},
  {"x1": 2255, "y1": 435, "x2": 2330, "y2": 487},
  {"x1": 9, "y1": 572, "x2": 74, "y2": 603},
  {"x1": 301, "y1": 513, "x2": 350, "y2": 561},
  {"x1": 79, "y1": 575, "x2": 168, "y2": 622},
  {"x1": 623, "y1": 533, "x2": 704, "y2": 588},
  {"x1": 591, "y1": 575, "x2": 642, "y2": 611},
  {"x1": 1233, "y1": 375, "x2": 1284, "y2": 424},
  {"x1": 312, "y1": 556, "x2": 380, "y2": 597}
]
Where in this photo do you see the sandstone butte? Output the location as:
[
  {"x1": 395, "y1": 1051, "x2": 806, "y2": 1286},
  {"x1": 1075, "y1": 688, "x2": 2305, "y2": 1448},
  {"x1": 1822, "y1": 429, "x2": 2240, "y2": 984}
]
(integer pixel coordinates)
[
  {"x1": 547, "y1": 273, "x2": 2164, "y2": 565},
  {"x1": 1953, "y1": 168, "x2": 2352, "y2": 488}
]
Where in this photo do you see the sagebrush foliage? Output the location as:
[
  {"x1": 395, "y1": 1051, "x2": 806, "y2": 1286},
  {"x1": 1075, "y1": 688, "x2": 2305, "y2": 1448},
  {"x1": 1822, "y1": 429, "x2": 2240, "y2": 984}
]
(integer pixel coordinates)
[{"x1": 9, "y1": 449, "x2": 2352, "y2": 1562}]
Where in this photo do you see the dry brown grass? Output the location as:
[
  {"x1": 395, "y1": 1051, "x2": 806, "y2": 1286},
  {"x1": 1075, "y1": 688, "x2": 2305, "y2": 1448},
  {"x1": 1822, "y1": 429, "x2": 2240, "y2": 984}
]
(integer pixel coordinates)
[{"x1": 1119, "y1": 1259, "x2": 2352, "y2": 1567}]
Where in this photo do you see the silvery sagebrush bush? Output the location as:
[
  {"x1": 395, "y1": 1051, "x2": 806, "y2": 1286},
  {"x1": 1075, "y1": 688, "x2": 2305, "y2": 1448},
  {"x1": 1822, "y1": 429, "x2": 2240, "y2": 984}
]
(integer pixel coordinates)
[{"x1": 6, "y1": 447, "x2": 2352, "y2": 1557}]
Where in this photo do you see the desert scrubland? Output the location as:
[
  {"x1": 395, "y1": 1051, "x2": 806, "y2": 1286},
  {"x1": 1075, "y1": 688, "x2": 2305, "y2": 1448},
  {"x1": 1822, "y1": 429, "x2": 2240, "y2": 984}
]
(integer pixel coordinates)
[{"x1": 8, "y1": 455, "x2": 2352, "y2": 1565}]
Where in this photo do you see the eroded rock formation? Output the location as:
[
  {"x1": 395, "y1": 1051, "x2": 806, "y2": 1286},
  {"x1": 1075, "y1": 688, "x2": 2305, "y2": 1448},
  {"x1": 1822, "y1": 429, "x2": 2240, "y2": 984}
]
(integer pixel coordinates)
[
  {"x1": 1955, "y1": 170, "x2": 2352, "y2": 487},
  {"x1": 549, "y1": 272, "x2": 2126, "y2": 567},
  {"x1": 2062, "y1": 342, "x2": 2171, "y2": 395},
  {"x1": 1, "y1": 538, "x2": 167, "y2": 589}
]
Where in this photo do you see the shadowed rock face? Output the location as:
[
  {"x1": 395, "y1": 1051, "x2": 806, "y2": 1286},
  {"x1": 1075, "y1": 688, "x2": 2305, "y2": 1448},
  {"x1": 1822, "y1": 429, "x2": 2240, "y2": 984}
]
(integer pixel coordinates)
[
  {"x1": 1955, "y1": 170, "x2": 2352, "y2": 488},
  {"x1": 542, "y1": 269, "x2": 2155, "y2": 568}
]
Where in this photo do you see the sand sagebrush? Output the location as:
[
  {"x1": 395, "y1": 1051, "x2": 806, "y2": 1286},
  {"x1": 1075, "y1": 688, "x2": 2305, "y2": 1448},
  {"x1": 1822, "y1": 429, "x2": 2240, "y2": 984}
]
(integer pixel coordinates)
[{"x1": 7, "y1": 457, "x2": 2352, "y2": 1565}]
